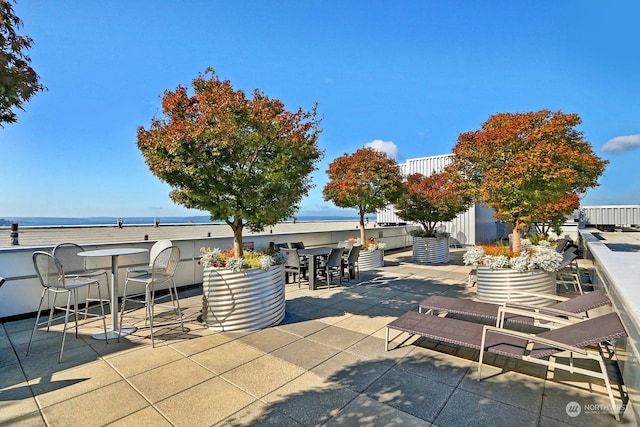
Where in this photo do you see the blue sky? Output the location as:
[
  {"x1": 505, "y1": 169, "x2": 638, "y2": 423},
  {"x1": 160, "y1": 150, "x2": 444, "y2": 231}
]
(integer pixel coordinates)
[{"x1": 2, "y1": 1, "x2": 639, "y2": 218}]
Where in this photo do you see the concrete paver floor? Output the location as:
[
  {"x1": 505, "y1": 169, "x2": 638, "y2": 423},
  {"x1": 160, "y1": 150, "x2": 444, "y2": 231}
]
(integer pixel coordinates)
[{"x1": 0, "y1": 248, "x2": 634, "y2": 426}]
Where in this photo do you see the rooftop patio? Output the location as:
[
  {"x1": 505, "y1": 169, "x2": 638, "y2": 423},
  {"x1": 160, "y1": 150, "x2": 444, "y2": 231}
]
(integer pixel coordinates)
[{"x1": 1, "y1": 248, "x2": 633, "y2": 426}]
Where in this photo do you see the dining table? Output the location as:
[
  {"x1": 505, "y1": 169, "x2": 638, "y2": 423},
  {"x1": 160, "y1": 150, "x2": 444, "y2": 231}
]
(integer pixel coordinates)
[
  {"x1": 78, "y1": 247, "x2": 148, "y2": 340},
  {"x1": 298, "y1": 247, "x2": 346, "y2": 290}
]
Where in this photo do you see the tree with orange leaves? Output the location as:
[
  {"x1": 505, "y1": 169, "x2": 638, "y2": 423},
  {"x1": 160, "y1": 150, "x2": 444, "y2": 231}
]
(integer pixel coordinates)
[
  {"x1": 1, "y1": 0, "x2": 46, "y2": 125},
  {"x1": 323, "y1": 147, "x2": 403, "y2": 243},
  {"x1": 533, "y1": 192, "x2": 580, "y2": 236},
  {"x1": 395, "y1": 169, "x2": 472, "y2": 236},
  {"x1": 450, "y1": 110, "x2": 607, "y2": 252},
  {"x1": 137, "y1": 69, "x2": 323, "y2": 258}
]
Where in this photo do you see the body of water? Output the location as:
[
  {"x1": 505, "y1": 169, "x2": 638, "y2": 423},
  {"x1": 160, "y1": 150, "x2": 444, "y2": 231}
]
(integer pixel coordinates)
[{"x1": 0, "y1": 215, "x2": 360, "y2": 227}]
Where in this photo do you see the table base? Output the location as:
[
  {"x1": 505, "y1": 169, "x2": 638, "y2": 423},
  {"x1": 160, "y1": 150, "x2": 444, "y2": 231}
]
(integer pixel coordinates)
[{"x1": 92, "y1": 325, "x2": 137, "y2": 340}]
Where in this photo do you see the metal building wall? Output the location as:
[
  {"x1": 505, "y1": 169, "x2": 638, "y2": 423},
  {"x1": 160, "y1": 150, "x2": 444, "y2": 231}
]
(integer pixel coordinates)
[
  {"x1": 405, "y1": 154, "x2": 453, "y2": 175},
  {"x1": 376, "y1": 154, "x2": 501, "y2": 244},
  {"x1": 581, "y1": 205, "x2": 640, "y2": 227}
]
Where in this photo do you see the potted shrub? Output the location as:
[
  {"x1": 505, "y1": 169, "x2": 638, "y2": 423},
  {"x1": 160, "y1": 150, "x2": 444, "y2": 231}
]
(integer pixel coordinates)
[
  {"x1": 199, "y1": 247, "x2": 287, "y2": 331},
  {"x1": 463, "y1": 240, "x2": 563, "y2": 305},
  {"x1": 323, "y1": 147, "x2": 404, "y2": 244},
  {"x1": 395, "y1": 170, "x2": 471, "y2": 264},
  {"x1": 449, "y1": 109, "x2": 607, "y2": 253},
  {"x1": 137, "y1": 69, "x2": 323, "y2": 331},
  {"x1": 346, "y1": 237, "x2": 387, "y2": 270}
]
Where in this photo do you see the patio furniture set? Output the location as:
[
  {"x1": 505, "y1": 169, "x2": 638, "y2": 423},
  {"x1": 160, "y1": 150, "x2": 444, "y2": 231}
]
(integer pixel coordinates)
[
  {"x1": 278, "y1": 241, "x2": 361, "y2": 290},
  {"x1": 26, "y1": 240, "x2": 183, "y2": 361},
  {"x1": 385, "y1": 288, "x2": 628, "y2": 421}
]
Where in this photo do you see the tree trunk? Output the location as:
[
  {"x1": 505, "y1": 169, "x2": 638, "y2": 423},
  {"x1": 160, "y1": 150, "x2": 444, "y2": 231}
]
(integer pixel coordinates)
[
  {"x1": 359, "y1": 211, "x2": 366, "y2": 243},
  {"x1": 228, "y1": 219, "x2": 244, "y2": 258},
  {"x1": 512, "y1": 225, "x2": 522, "y2": 253}
]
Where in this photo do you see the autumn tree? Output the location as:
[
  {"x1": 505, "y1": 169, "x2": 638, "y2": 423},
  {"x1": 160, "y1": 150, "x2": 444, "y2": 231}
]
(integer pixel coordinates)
[
  {"x1": 395, "y1": 168, "x2": 472, "y2": 237},
  {"x1": 0, "y1": 0, "x2": 45, "y2": 126},
  {"x1": 137, "y1": 69, "x2": 323, "y2": 257},
  {"x1": 450, "y1": 109, "x2": 607, "y2": 252},
  {"x1": 532, "y1": 192, "x2": 580, "y2": 236},
  {"x1": 323, "y1": 147, "x2": 403, "y2": 243}
]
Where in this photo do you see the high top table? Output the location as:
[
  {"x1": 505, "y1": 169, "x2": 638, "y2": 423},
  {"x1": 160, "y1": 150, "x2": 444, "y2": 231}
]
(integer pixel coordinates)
[{"x1": 78, "y1": 247, "x2": 148, "y2": 340}]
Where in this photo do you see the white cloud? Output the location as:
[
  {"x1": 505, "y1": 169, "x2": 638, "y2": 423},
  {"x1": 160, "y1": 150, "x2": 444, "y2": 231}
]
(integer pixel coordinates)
[
  {"x1": 365, "y1": 139, "x2": 400, "y2": 160},
  {"x1": 602, "y1": 134, "x2": 640, "y2": 153}
]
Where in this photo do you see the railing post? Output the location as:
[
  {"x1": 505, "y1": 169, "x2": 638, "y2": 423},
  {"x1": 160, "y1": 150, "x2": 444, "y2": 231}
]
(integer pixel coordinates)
[{"x1": 10, "y1": 223, "x2": 18, "y2": 245}]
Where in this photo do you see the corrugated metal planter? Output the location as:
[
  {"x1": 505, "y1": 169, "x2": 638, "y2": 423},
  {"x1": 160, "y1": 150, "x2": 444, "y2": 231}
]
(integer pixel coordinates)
[
  {"x1": 412, "y1": 237, "x2": 449, "y2": 264},
  {"x1": 476, "y1": 266, "x2": 556, "y2": 306},
  {"x1": 202, "y1": 264, "x2": 285, "y2": 332},
  {"x1": 358, "y1": 249, "x2": 384, "y2": 270}
]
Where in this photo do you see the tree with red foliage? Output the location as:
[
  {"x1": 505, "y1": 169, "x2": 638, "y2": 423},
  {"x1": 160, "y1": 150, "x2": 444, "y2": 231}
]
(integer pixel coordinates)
[
  {"x1": 323, "y1": 147, "x2": 403, "y2": 243},
  {"x1": 395, "y1": 168, "x2": 472, "y2": 236},
  {"x1": 450, "y1": 110, "x2": 607, "y2": 252},
  {"x1": 138, "y1": 69, "x2": 323, "y2": 258},
  {"x1": 533, "y1": 192, "x2": 580, "y2": 236}
]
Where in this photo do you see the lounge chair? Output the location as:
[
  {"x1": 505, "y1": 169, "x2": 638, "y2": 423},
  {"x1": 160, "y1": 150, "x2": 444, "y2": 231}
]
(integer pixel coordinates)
[
  {"x1": 385, "y1": 311, "x2": 627, "y2": 420},
  {"x1": 419, "y1": 289, "x2": 610, "y2": 328},
  {"x1": 555, "y1": 238, "x2": 570, "y2": 253},
  {"x1": 556, "y1": 248, "x2": 583, "y2": 294}
]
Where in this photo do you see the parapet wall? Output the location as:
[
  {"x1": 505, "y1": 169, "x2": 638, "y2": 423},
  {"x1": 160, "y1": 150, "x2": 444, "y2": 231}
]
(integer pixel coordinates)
[{"x1": 0, "y1": 225, "x2": 416, "y2": 319}]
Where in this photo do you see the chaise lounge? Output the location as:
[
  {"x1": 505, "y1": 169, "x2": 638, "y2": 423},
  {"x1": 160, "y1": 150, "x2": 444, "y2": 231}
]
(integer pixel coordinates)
[
  {"x1": 419, "y1": 289, "x2": 610, "y2": 328},
  {"x1": 386, "y1": 310, "x2": 627, "y2": 420}
]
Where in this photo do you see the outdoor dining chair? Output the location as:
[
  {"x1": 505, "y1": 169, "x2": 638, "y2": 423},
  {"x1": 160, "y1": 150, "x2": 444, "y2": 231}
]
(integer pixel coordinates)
[
  {"x1": 53, "y1": 242, "x2": 110, "y2": 319},
  {"x1": 324, "y1": 248, "x2": 345, "y2": 287},
  {"x1": 282, "y1": 248, "x2": 308, "y2": 287},
  {"x1": 27, "y1": 251, "x2": 109, "y2": 362},
  {"x1": 120, "y1": 245, "x2": 183, "y2": 347},
  {"x1": 343, "y1": 245, "x2": 360, "y2": 282},
  {"x1": 126, "y1": 239, "x2": 172, "y2": 276},
  {"x1": 337, "y1": 241, "x2": 354, "y2": 249},
  {"x1": 273, "y1": 242, "x2": 289, "y2": 252}
]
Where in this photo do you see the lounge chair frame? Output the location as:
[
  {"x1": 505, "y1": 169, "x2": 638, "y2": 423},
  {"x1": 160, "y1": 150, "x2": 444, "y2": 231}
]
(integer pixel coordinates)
[
  {"x1": 385, "y1": 311, "x2": 627, "y2": 420},
  {"x1": 419, "y1": 290, "x2": 610, "y2": 328}
]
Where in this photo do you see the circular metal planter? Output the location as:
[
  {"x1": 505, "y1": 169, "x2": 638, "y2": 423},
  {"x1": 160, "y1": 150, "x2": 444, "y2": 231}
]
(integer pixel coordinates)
[
  {"x1": 476, "y1": 266, "x2": 556, "y2": 306},
  {"x1": 412, "y1": 237, "x2": 450, "y2": 264},
  {"x1": 202, "y1": 264, "x2": 286, "y2": 332},
  {"x1": 358, "y1": 249, "x2": 384, "y2": 270}
]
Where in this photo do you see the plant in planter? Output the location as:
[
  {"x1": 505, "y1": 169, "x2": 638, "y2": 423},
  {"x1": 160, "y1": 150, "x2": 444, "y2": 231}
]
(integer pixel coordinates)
[
  {"x1": 395, "y1": 169, "x2": 472, "y2": 263},
  {"x1": 200, "y1": 247, "x2": 285, "y2": 271},
  {"x1": 463, "y1": 240, "x2": 563, "y2": 273},
  {"x1": 463, "y1": 240, "x2": 565, "y2": 305},
  {"x1": 345, "y1": 237, "x2": 387, "y2": 269},
  {"x1": 137, "y1": 68, "x2": 323, "y2": 259},
  {"x1": 347, "y1": 237, "x2": 387, "y2": 251},
  {"x1": 137, "y1": 69, "x2": 323, "y2": 330},
  {"x1": 323, "y1": 147, "x2": 404, "y2": 244},
  {"x1": 449, "y1": 109, "x2": 608, "y2": 253}
]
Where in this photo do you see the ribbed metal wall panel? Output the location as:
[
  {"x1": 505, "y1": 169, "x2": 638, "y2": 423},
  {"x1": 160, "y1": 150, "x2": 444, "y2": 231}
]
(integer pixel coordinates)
[
  {"x1": 376, "y1": 154, "x2": 500, "y2": 244},
  {"x1": 581, "y1": 205, "x2": 640, "y2": 226},
  {"x1": 405, "y1": 154, "x2": 453, "y2": 175}
]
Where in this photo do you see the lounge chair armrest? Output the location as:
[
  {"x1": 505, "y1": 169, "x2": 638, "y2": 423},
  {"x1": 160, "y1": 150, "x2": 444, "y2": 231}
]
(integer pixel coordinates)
[{"x1": 482, "y1": 325, "x2": 588, "y2": 356}]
